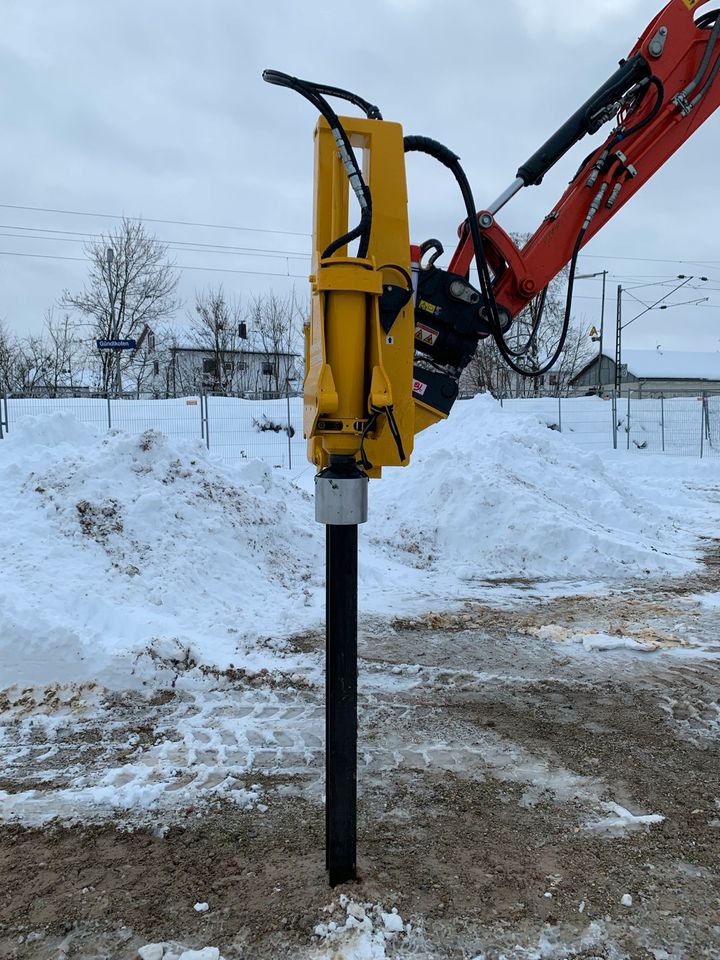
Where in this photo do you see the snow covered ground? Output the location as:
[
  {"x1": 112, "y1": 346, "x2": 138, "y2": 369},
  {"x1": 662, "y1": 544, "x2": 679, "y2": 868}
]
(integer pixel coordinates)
[
  {"x1": 1, "y1": 395, "x2": 720, "y2": 958},
  {"x1": 1, "y1": 395, "x2": 718, "y2": 693}
]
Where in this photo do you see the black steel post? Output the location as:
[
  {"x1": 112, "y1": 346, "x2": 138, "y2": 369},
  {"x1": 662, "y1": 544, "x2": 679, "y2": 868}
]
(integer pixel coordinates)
[
  {"x1": 325, "y1": 522, "x2": 358, "y2": 886},
  {"x1": 615, "y1": 285, "x2": 623, "y2": 397}
]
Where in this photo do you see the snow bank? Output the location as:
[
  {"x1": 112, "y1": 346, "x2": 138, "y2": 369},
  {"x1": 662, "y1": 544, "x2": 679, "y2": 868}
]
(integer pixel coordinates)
[
  {"x1": 371, "y1": 394, "x2": 717, "y2": 581},
  {"x1": 1, "y1": 403, "x2": 718, "y2": 692},
  {"x1": 0, "y1": 413, "x2": 322, "y2": 688}
]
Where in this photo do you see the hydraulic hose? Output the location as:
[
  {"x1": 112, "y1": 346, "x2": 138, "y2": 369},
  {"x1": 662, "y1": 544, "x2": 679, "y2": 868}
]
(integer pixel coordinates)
[
  {"x1": 263, "y1": 70, "x2": 373, "y2": 259},
  {"x1": 404, "y1": 135, "x2": 583, "y2": 378}
]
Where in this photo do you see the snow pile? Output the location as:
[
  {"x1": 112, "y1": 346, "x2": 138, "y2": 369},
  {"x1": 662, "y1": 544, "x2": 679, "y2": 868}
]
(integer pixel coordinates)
[
  {"x1": 311, "y1": 897, "x2": 410, "y2": 959},
  {"x1": 372, "y1": 394, "x2": 717, "y2": 580},
  {"x1": 0, "y1": 413, "x2": 322, "y2": 688},
  {"x1": 1, "y1": 402, "x2": 719, "y2": 692}
]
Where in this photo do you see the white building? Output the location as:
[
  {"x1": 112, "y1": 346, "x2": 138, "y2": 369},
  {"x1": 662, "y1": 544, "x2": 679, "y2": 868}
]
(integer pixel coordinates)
[
  {"x1": 136, "y1": 320, "x2": 301, "y2": 398},
  {"x1": 570, "y1": 349, "x2": 720, "y2": 397}
]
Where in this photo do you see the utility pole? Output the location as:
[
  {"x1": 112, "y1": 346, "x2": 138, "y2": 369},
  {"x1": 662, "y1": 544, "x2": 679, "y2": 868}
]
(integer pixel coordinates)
[
  {"x1": 614, "y1": 275, "x2": 706, "y2": 398},
  {"x1": 615, "y1": 284, "x2": 623, "y2": 397},
  {"x1": 598, "y1": 270, "x2": 607, "y2": 393}
]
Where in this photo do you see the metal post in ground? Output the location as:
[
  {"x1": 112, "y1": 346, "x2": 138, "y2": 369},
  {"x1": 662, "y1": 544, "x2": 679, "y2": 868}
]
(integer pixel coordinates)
[
  {"x1": 106, "y1": 394, "x2": 112, "y2": 431},
  {"x1": 203, "y1": 394, "x2": 210, "y2": 451},
  {"x1": 701, "y1": 394, "x2": 706, "y2": 460},
  {"x1": 615, "y1": 285, "x2": 623, "y2": 398},
  {"x1": 661, "y1": 394, "x2": 665, "y2": 453},
  {"x1": 315, "y1": 456, "x2": 368, "y2": 887},
  {"x1": 1, "y1": 394, "x2": 7, "y2": 435},
  {"x1": 558, "y1": 395, "x2": 563, "y2": 433},
  {"x1": 199, "y1": 395, "x2": 205, "y2": 443},
  {"x1": 286, "y1": 383, "x2": 293, "y2": 470},
  {"x1": 612, "y1": 391, "x2": 618, "y2": 450},
  {"x1": 626, "y1": 391, "x2": 631, "y2": 451}
]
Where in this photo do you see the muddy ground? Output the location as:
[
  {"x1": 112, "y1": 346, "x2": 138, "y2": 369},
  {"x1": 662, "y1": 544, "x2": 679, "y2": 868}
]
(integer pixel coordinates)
[{"x1": 1, "y1": 550, "x2": 719, "y2": 959}]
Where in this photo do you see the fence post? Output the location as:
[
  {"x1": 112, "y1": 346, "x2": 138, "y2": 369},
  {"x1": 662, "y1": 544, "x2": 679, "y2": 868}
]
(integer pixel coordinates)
[
  {"x1": 1, "y1": 394, "x2": 7, "y2": 435},
  {"x1": 612, "y1": 391, "x2": 617, "y2": 450},
  {"x1": 106, "y1": 394, "x2": 112, "y2": 431},
  {"x1": 500, "y1": 396, "x2": 504, "y2": 408},
  {"x1": 203, "y1": 394, "x2": 210, "y2": 451},
  {"x1": 626, "y1": 391, "x2": 631, "y2": 451},
  {"x1": 199, "y1": 395, "x2": 205, "y2": 442},
  {"x1": 286, "y1": 386, "x2": 293, "y2": 470},
  {"x1": 700, "y1": 393, "x2": 706, "y2": 460},
  {"x1": 558, "y1": 395, "x2": 563, "y2": 433},
  {"x1": 661, "y1": 394, "x2": 665, "y2": 453}
]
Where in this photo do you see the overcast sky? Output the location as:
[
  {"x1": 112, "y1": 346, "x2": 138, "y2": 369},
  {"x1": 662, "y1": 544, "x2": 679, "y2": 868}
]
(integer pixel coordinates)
[{"x1": 1, "y1": 0, "x2": 719, "y2": 355}]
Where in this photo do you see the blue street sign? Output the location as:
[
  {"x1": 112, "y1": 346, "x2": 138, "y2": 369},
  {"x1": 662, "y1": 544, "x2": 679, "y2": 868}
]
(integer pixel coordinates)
[{"x1": 96, "y1": 339, "x2": 137, "y2": 350}]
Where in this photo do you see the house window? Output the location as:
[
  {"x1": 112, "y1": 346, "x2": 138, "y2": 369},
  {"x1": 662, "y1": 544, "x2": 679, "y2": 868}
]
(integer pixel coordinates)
[
  {"x1": 203, "y1": 358, "x2": 217, "y2": 375},
  {"x1": 153, "y1": 360, "x2": 159, "y2": 376},
  {"x1": 223, "y1": 361, "x2": 233, "y2": 373},
  {"x1": 237, "y1": 361, "x2": 247, "y2": 371},
  {"x1": 147, "y1": 332, "x2": 156, "y2": 352},
  {"x1": 262, "y1": 361, "x2": 274, "y2": 376}
]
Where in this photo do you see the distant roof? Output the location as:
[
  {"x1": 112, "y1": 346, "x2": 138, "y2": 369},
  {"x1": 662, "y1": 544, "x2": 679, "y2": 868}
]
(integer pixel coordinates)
[
  {"x1": 616, "y1": 349, "x2": 720, "y2": 380},
  {"x1": 149, "y1": 320, "x2": 295, "y2": 356}
]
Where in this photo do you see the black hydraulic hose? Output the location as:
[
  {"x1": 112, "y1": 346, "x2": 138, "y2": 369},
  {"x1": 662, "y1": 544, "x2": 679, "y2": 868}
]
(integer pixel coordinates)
[
  {"x1": 404, "y1": 135, "x2": 582, "y2": 378},
  {"x1": 298, "y1": 80, "x2": 382, "y2": 120},
  {"x1": 697, "y1": 10, "x2": 720, "y2": 30},
  {"x1": 263, "y1": 69, "x2": 373, "y2": 259},
  {"x1": 675, "y1": 13, "x2": 720, "y2": 103},
  {"x1": 690, "y1": 50, "x2": 720, "y2": 109},
  {"x1": 621, "y1": 76, "x2": 665, "y2": 138},
  {"x1": 501, "y1": 286, "x2": 548, "y2": 359}
]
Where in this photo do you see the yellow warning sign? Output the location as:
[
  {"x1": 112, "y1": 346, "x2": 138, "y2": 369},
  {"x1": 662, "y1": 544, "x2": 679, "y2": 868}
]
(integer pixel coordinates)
[{"x1": 682, "y1": 0, "x2": 702, "y2": 9}]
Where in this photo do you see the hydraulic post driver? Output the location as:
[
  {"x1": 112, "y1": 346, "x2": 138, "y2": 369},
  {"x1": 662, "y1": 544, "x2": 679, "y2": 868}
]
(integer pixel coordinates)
[{"x1": 263, "y1": 0, "x2": 720, "y2": 884}]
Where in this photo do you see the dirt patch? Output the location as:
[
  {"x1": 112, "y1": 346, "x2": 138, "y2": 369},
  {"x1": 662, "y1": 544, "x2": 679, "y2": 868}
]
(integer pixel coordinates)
[{"x1": 2, "y1": 552, "x2": 720, "y2": 957}]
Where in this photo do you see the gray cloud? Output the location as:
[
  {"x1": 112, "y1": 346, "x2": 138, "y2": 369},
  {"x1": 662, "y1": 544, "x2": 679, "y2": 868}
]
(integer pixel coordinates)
[{"x1": 0, "y1": 0, "x2": 717, "y2": 355}]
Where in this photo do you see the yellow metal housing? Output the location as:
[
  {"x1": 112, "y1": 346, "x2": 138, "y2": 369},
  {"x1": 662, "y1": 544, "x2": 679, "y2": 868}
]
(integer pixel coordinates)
[{"x1": 304, "y1": 117, "x2": 417, "y2": 478}]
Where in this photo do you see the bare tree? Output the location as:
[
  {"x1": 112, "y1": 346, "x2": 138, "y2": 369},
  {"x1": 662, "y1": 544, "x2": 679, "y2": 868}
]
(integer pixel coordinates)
[
  {"x1": 247, "y1": 291, "x2": 303, "y2": 396},
  {"x1": 61, "y1": 218, "x2": 179, "y2": 394},
  {"x1": 0, "y1": 320, "x2": 16, "y2": 393},
  {"x1": 40, "y1": 309, "x2": 93, "y2": 396},
  {"x1": 187, "y1": 286, "x2": 244, "y2": 395},
  {"x1": 462, "y1": 235, "x2": 593, "y2": 398}
]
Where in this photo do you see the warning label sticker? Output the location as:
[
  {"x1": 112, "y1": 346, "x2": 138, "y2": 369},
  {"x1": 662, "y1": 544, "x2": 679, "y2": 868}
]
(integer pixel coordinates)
[
  {"x1": 415, "y1": 322, "x2": 439, "y2": 346},
  {"x1": 682, "y1": 0, "x2": 702, "y2": 8},
  {"x1": 413, "y1": 379, "x2": 428, "y2": 397}
]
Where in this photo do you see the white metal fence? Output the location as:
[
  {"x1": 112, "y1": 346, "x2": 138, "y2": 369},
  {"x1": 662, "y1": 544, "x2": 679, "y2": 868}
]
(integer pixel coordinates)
[
  {"x1": 2, "y1": 395, "x2": 307, "y2": 469},
  {"x1": 498, "y1": 393, "x2": 719, "y2": 458},
  {"x1": 1, "y1": 392, "x2": 718, "y2": 465}
]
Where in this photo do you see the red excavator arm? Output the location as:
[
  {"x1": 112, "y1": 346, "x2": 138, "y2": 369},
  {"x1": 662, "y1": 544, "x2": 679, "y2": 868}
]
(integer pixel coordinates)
[{"x1": 449, "y1": 0, "x2": 720, "y2": 319}]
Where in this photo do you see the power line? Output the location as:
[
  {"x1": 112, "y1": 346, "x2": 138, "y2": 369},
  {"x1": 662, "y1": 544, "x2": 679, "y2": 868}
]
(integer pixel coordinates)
[
  {"x1": 0, "y1": 248, "x2": 308, "y2": 279},
  {"x1": 0, "y1": 222, "x2": 310, "y2": 258},
  {"x1": 0, "y1": 227, "x2": 312, "y2": 262},
  {"x1": 2, "y1": 201, "x2": 717, "y2": 268},
  {"x1": 0, "y1": 202, "x2": 311, "y2": 239}
]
